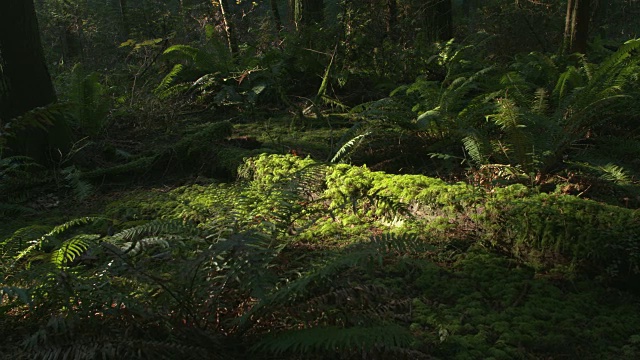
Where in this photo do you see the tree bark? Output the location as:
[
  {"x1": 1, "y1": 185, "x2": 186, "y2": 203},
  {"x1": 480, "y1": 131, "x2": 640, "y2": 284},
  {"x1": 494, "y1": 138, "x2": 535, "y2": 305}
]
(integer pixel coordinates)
[
  {"x1": 213, "y1": 0, "x2": 239, "y2": 56},
  {"x1": 0, "y1": 0, "x2": 56, "y2": 121},
  {"x1": 0, "y1": 0, "x2": 58, "y2": 160},
  {"x1": 563, "y1": 0, "x2": 590, "y2": 54}
]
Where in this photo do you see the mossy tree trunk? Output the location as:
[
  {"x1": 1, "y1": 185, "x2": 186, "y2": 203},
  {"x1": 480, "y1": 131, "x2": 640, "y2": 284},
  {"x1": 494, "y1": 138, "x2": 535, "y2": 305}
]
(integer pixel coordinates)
[
  {"x1": 563, "y1": 0, "x2": 591, "y2": 54},
  {"x1": 0, "y1": 0, "x2": 57, "y2": 161}
]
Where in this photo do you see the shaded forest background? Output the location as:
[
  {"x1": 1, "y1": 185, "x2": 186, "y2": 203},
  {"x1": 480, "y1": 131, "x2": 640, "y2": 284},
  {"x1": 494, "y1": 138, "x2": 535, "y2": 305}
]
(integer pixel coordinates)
[{"x1": 2, "y1": 0, "x2": 640, "y2": 359}]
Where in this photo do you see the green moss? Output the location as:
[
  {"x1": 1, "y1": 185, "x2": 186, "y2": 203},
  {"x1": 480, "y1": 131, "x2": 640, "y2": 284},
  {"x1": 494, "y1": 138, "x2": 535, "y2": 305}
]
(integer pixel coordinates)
[
  {"x1": 239, "y1": 154, "x2": 640, "y2": 280},
  {"x1": 173, "y1": 121, "x2": 233, "y2": 158},
  {"x1": 411, "y1": 250, "x2": 640, "y2": 359}
]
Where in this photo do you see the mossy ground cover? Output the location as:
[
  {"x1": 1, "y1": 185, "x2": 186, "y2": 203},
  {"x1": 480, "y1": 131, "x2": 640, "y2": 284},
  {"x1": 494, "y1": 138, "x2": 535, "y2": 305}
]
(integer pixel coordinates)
[{"x1": 3, "y1": 153, "x2": 640, "y2": 358}]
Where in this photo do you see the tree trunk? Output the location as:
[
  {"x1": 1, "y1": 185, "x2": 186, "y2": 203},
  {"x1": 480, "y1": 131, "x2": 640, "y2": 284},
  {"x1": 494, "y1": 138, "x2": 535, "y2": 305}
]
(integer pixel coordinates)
[
  {"x1": 0, "y1": 0, "x2": 58, "y2": 160},
  {"x1": 0, "y1": 0, "x2": 56, "y2": 120},
  {"x1": 289, "y1": 0, "x2": 301, "y2": 29},
  {"x1": 213, "y1": 0, "x2": 239, "y2": 56},
  {"x1": 563, "y1": 0, "x2": 590, "y2": 54}
]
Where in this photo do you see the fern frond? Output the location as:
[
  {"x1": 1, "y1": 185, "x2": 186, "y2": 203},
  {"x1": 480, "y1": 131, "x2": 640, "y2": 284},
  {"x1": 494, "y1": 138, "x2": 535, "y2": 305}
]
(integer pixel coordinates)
[
  {"x1": 462, "y1": 132, "x2": 489, "y2": 167},
  {"x1": 252, "y1": 324, "x2": 412, "y2": 355},
  {"x1": 415, "y1": 108, "x2": 442, "y2": 131},
  {"x1": 366, "y1": 232, "x2": 429, "y2": 254},
  {"x1": 62, "y1": 165, "x2": 93, "y2": 201},
  {"x1": 191, "y1": 73, "x2": 220, "y2": 91},
  {"x1": 51, "y1": 234, "x2": 100, "y2": 269},
  {"x1": 111, "y1": 220, "x2": 198, "y2": 242},
  {"x1": 331, "y1": 131, "x2": 370, "y2": 163},
  {"x1": 154, "y1": 64, "x2": 184, "y2": 97},
  {"x1": 553, "y1": 66, "x2": 583, "y2": 101},
  {"x1": 162, "y1": 44, "x2": 200, "y2": 62},
  {"x1": 595, "y1": 39, "x2": 640, "y2": 78},
  {"x1": 532, "y1": 88, "x2": 549, "y2": 115},
  {"x1": 120, "y1": 236, "x2": 179, "y2": 256},
  {"x1": 0, "y1": 202, "x2": 36, "y2": 217},
  {"x1": 67, "y1": 64, "x2": 110, "y2": 136},
  {"x1": 599, "y1": 163, "x2": 630, "y2": 184},
  {"x1": 13, "y1": 217, "x2": 102, "y2": 264},
  {"x1": 0, "y1": 156, "x2": 48, "y2": 202},
  {"x1": 4, "y1": 102, "x2": 71, "y2": 135}
]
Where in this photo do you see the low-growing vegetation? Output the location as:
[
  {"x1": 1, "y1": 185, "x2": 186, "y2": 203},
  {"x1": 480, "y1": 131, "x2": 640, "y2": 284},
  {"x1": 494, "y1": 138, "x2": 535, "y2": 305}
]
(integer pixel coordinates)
[{"x1": 2, "y1": 0, "x2": 640, "y2": 359}]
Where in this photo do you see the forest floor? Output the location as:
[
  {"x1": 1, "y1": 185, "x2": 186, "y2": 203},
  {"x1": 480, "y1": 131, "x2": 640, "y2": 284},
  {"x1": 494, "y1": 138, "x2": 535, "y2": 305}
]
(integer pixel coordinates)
[{"x1": 3, "y1": 111, "x2": 640, "y2": 359}]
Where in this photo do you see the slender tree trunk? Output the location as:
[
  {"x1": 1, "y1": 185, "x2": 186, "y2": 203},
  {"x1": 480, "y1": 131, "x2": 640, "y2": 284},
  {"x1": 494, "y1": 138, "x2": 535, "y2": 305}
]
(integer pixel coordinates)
[
  {"x1": 213, "y1": 0, "x2": 238, "y2": 56},
  {"x1": 563, "y1": 0, "x2": 590, "y2": 54},
  {"x1": 0, "y1": 0, "x2": 58, "y2": 160}
]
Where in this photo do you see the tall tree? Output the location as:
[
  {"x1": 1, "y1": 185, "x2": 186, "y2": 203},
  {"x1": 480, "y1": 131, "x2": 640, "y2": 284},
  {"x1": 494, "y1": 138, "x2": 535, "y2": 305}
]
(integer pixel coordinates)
[
  {"x1": 563, "y1": 0, "x2": 591, "y2": 54},
  {"x1": 0, "y1": 0, "x2": 57, "y2": 121},
  {"x1": 0, "y1": 0, "x2": 58, "y2": 160},
  {"x1": 0, "y1": 0, "x2": 71, "y2": 163}
]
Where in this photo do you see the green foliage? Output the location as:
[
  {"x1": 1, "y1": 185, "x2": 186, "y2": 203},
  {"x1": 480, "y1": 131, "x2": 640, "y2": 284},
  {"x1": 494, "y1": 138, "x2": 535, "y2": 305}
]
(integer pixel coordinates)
[
  {"x1": 343, "y1": 38, "x2": 640, "y2": 188},
  {"x1": 65, "y1": 64, "x2": 111, "y2": 136},
  {"x1": 155, "y1": 39, "x2": 286, "y2": 113},
  {"x1": 0, "y1": 103, "x2": 72, "y2": 157},
  {"x1": 0, "y1": 156, "x2": 48, "y2": 204},
  {"x1": 2, "y1": 159, "x2": 439, "y2": 359},
  {"x1": 4, "y1": 154, "x2": 640, "y2": 359},
  {"x1": 14, "y1": 2, "x2": 640, "y2": 359}
]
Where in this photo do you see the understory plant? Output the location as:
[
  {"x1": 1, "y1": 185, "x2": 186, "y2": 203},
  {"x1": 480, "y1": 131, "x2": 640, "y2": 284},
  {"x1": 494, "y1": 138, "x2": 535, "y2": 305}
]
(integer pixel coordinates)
[
  {"x1": 3, "y1": 154, "x2": 640, "y2": 359},
  {"x1": 339, "y1": 38, "x2": 640, "y2": 191},
  {"x1": 1, "y1": 157, "x2": 429, "y2": 359}
]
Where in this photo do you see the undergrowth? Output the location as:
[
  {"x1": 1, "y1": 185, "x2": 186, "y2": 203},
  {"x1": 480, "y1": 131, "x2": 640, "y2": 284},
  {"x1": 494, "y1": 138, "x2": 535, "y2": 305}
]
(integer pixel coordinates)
[{"x1": 2, "y1": 154, "x2": 640, "y2": 359}]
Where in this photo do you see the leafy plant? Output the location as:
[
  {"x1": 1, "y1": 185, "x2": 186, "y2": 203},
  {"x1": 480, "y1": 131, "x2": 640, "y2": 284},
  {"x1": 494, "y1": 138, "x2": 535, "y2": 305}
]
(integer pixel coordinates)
[{"x1": 65, "y1": 64, "x2": 111, "y2": 136}]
